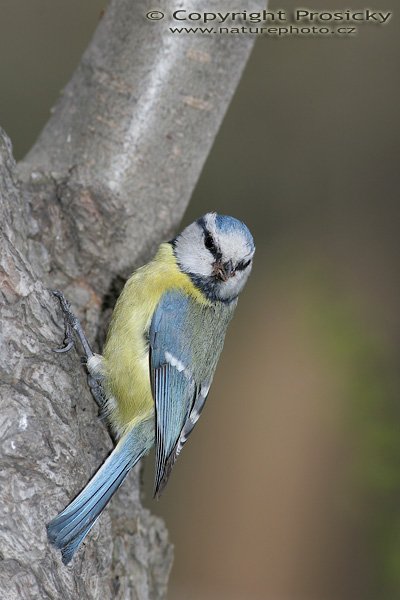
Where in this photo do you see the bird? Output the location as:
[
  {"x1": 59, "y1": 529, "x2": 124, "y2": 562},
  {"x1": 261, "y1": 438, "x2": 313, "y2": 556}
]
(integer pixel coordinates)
[{"x1": 47, "y1": 212, "x2": 255, "y2": 564}]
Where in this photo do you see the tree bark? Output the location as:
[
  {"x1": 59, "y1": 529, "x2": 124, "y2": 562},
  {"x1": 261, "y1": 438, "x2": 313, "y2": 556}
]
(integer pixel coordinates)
[{"x1": 0, "y1": 1, "x2": 263, "y2": 598}]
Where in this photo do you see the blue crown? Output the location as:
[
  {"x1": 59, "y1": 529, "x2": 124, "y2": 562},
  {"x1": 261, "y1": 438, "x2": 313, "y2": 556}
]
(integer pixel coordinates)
[{"x1": 214, "y1": 214, "x2": 255, "y2": 250}]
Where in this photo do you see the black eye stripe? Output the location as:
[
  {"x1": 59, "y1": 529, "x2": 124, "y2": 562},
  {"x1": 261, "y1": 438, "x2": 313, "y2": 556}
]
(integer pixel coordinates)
[
  {"x1": 204, "y1": 232, "x2": 215, "y2": 251},
  {"x1": 200, "y1": 221, "x2": 251, "y2": 269},
  {"x1": 202, "y1": 228, "x2": 222, "y2": 260},
  {"x1": 236, "y1": 259, "x2": 251, "y2": 271}
]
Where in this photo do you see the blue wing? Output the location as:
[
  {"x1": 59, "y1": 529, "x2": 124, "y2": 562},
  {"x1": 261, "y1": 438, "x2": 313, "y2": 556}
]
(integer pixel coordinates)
[{"x1": 149, "y1": 290, "x2": 210, "y2": 497}]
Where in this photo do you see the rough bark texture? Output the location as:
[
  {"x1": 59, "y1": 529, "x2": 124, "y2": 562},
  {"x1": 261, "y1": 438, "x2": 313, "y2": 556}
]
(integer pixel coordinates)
[{"x1": 0, "y1": 0, "x2": 263, "y2": 598}]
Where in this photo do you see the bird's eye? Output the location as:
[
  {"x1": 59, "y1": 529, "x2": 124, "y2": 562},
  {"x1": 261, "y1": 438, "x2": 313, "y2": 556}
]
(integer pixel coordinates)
[
  {"x1": 204, "y1": 232, "x2": 216, "y2": 253},
  {"x1": 236, "y1": 259, "x2": 251, "y2": 271}
]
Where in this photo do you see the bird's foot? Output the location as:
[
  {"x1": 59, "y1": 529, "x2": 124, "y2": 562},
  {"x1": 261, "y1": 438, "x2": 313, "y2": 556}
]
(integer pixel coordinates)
[
  {"x1": 52, "y1": 289, "x2": 93, "y2": 359},
  {"x1": 53, "y1": 289, "x2": 108, "y2": 410},
  {"x1": 52, "y1": 290, "x2": 77, "y2": 353}
]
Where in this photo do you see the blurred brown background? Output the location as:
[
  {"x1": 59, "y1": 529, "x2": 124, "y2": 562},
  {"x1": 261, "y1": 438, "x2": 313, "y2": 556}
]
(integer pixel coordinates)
[{"x1": 1, "y1": 1, "x2": 399, "y2": 599}]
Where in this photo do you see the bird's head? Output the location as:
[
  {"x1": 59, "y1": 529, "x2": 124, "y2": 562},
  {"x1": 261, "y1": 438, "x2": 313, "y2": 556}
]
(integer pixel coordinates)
[{"x1": 172, "y1": 213, "x2": 255, "y2": 302}]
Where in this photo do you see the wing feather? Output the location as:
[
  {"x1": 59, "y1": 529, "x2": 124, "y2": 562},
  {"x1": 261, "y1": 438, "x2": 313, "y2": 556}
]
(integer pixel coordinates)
[{"x1": 149, "y1": 291, "x2": 215, "y2": 496}]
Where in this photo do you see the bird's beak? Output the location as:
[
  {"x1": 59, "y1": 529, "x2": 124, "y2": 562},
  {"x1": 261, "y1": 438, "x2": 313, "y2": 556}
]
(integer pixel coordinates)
[{"x1": 213, "y1": 260, "x2": 234, "y2": 282}]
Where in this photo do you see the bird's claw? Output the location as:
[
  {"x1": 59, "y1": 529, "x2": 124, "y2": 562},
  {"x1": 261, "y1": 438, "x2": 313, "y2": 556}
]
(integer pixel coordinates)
[
  {"x1": 52, "y1": 290, "x2": 73, "y2": 320},
  {"x1": 52, "y1": 290, "x2": 76, "y2": 353},
  {"x1": 53, "y1": 340, "x2": 75, "y2": 353}
]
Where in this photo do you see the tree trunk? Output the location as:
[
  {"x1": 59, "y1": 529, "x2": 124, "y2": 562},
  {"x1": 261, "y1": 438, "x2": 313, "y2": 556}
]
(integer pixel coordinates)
[{"x1": 0, "y1": 1, "x2": 263, "y2": 598}]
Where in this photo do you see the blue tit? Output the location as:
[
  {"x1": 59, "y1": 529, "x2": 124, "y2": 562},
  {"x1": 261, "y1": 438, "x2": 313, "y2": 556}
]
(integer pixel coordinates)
[{"x1": 47, "y1": 212, "x2": 255, "y2": 563}]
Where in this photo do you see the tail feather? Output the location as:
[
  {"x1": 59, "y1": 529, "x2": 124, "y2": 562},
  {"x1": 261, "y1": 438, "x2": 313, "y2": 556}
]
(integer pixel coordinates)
[
  {"x1": 50, "y1": 460, "x2": 133, "y2": 549},
  {"x1": 58, "y1": 463, "x2": 133, "y2": 564},
  {"x1": 60, "y1": 522, "x2": 97, "y2": 565},
  {"x1": 47, "y1": 419, "x2": 153, "y2": 563},
  {"x1": 49, "y1": 448, "x2": 128, "y2": 531}
]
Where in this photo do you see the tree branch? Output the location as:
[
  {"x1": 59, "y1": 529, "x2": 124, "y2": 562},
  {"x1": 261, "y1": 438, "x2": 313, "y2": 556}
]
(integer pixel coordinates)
[{"x1": 20, "y1": 0, "x2": 263, "y2": 283}]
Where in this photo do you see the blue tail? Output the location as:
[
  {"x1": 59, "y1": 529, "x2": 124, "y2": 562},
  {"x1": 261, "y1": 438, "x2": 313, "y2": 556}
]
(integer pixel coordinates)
[{"x1": 47, "y1": 419, "x2": 154, "y2": 564}]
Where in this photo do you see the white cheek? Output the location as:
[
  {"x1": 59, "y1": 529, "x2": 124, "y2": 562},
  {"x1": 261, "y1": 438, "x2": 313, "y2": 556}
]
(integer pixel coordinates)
[
  {"x1": 181, "y1": 248, "x2": 213, "y2": 277},
  {"x1": 174, "y1": 223, "x2": 214, "y2": 277},
  {"x1": 217, "y1": 268, "x2": 251, "y2": 300}
]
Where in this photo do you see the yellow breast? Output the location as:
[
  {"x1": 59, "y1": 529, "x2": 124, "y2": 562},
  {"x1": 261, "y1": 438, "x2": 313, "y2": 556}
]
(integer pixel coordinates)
[{"x1": 102, "y1": 243, "x2": 208, "y2": 436}]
